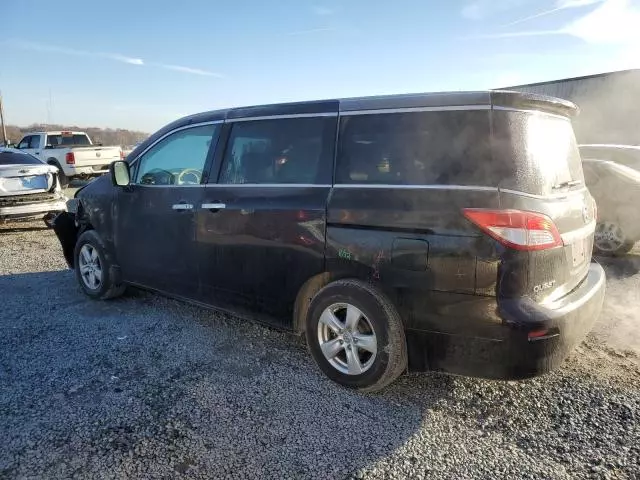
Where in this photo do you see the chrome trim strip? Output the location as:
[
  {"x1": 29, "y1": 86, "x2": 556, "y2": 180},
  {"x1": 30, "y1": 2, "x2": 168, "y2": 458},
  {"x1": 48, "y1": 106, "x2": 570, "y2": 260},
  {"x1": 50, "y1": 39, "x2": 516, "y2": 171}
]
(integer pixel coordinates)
[
  {"x1": 561, "y1": 220, "x2": 596, "y2": 244},
  {"x1": 333, "y1": 184, "x2": 498, "y2": 191},
  {"x1": 341, "y1": 105, "x2": 490, "y2": 116},
  {"x1": 204, "y1": 183, "x2": 331, "y2": 188},
  {"x1": 135, "y1": 184, "x2": 205, "y2": 188},
  {"x1": 499, "y1": 187, "x2": 588, "y2": 199},
  {"x1": 228, "y1": 112, "x2": 338, "y2": 123},
  {"x1": 201, "y1": 203, "x2": 226, "y2": 209},
  {"x1": 128, "y1": 120, "x2": 224, "y2": 167}
]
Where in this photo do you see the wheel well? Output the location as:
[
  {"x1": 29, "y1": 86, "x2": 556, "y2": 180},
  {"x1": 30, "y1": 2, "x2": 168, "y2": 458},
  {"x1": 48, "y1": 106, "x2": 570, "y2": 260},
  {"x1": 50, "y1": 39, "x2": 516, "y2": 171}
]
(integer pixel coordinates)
[
  {"x1": 293, "y1": 273, "x2": 404, "y2": 334},
  {"x1": 293, "y1": 273, "x2": 332, "y2": 334}
]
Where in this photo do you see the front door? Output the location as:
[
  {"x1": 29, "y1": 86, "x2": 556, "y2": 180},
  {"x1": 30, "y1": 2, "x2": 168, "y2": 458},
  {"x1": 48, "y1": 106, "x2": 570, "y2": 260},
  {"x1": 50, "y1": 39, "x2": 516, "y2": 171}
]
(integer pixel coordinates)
[
  {"x1": 115, "y1": 123, "x2": 221, "y2": 298},
  {"x1": 196, "y1": 115, "x2": 336, "y2": 323},
  {"x1": 17, "y1": 135, "x2": 41, "y2": 158}
]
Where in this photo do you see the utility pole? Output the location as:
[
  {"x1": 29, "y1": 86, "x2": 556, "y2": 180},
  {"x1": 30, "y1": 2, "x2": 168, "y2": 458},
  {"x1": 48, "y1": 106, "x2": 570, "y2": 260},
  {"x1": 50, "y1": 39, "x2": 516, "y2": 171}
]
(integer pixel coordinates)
[{"x1": 0, "y1": 91, "x2": 7, "y2": 146}]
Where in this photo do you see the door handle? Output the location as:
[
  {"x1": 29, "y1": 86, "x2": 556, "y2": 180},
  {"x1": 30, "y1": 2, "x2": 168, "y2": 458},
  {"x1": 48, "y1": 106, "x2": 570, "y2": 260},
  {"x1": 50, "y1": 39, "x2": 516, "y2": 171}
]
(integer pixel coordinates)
[
  {"x1": 201, "y1": 203, "x2": 226, "y2": 211},
  {"x1": 172, "y1": 203, "x2": 194, "y2": 210},
  {"x1": 34, "y1": 152, "x2": 40, "y2": 155}
]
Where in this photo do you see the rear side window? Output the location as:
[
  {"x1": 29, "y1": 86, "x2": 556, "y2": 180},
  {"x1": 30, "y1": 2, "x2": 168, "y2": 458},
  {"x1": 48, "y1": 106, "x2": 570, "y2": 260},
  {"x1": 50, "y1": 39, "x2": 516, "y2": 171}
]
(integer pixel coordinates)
[
  {"x1": 219, "y1": 116, "x2": 335, "y2": 185},
  {"x1": 492, "y1": 111, "x2": 584, "y2": 195},
  {"x1": 335, "y1": 110, "x2": 492, "y2": 186},
  {"x1": 46, "y1": 134, "x2": 91, "y2": 147},
  {"x1": 17, "y1": 136, "x2": 32, "y2": 149}
]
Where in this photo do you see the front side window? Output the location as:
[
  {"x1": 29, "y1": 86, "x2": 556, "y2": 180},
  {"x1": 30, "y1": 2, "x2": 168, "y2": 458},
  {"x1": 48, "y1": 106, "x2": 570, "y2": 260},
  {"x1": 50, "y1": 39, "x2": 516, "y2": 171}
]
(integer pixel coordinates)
[
  {"x1": 219, "y1": 116, "x2": 333, "y2": 185},
  {"x1": 17, "y1": 136, "x2": 32, "y2": 149},
  {"x1": 134, "y1": 124, "x2": 219, "y2": 186},
  {"x1": 335, "y1": 110, "x2": 492, "y2": 185}
]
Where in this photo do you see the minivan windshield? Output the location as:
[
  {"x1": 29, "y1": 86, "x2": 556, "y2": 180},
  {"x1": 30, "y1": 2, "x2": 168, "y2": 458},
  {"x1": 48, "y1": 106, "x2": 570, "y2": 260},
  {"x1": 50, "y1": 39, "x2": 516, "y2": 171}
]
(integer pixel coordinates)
[{"x1": 493, "y1": 111, "x2": 584, "y2": 196}]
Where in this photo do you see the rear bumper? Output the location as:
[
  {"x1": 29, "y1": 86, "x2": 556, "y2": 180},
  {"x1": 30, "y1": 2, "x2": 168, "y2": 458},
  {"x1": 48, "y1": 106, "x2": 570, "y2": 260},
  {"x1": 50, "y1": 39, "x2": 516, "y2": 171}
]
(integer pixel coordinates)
[
  {"x1": 0, "y1": 197, "x2": 67, "y2": 220},
  {"x1": 406, "y1": 262, "x2": 606, "y2": 379},
  {"x1": 65, "y1": 165, "x2": 110, "y2": 177}
]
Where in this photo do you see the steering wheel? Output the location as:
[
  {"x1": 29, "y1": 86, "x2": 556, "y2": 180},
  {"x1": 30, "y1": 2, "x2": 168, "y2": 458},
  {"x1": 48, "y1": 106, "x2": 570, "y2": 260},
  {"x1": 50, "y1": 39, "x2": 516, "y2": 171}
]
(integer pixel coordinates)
[
  {"x1": 176, "y1": 168, "x2": 202, "y2": 185},
  {"x1": 140, "y1": 168, "x2": 174, "y2": 185}
]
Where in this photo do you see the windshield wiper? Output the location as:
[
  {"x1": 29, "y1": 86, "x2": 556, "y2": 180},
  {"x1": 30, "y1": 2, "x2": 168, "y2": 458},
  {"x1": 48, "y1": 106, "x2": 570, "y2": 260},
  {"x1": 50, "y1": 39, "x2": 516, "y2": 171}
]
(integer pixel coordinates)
[{"x1": 552, "y1": 179, "x2": 582, "y2": 190}]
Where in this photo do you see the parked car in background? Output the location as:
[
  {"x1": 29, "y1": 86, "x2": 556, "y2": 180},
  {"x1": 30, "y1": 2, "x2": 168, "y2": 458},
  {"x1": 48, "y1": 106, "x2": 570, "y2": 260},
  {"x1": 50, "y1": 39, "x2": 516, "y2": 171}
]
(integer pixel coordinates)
[
  {"x1": 0, "y1": 148, "x2": 67, "y2": 225},
  {"x1": 52, "y1": 90, "x2": 605, "y2": 391},
  {"x1": 579, "y1": 144, "x2": 640, "y2": 171},
  {"x1": 581, "y1": 156, "x2": 640, "y2": 255},
  {"x1": 13, "y1": 131, "x2": 123, "y2": 187}
]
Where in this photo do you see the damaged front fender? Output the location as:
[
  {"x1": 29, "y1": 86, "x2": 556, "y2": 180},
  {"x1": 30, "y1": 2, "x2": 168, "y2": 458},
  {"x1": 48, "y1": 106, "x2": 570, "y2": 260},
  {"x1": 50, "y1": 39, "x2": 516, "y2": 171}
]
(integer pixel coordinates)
[{"x1": 52, "y1": 211, "x2": 79, "y2": 268}]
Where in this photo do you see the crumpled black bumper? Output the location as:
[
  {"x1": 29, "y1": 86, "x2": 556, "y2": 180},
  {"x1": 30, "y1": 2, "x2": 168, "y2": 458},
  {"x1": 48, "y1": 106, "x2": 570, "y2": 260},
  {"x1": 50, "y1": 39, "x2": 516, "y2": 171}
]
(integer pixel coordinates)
[{"x1": 52, "y1": 211, "x2": 78, "y2": 268}]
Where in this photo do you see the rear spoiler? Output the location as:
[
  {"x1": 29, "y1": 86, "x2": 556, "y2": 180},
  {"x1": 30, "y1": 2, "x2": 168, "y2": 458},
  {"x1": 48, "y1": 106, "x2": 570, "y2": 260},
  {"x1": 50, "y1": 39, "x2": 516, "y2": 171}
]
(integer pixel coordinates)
[{"x1": 491, "y1": 90, "x2": 579, "y2": 117}]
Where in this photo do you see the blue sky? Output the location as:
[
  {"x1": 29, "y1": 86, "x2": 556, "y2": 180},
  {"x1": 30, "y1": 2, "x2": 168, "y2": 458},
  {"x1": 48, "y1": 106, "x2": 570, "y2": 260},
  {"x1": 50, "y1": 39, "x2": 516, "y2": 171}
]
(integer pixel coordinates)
[{"x1": 1, "y1": 0, "x2": 639, "y2": 132}]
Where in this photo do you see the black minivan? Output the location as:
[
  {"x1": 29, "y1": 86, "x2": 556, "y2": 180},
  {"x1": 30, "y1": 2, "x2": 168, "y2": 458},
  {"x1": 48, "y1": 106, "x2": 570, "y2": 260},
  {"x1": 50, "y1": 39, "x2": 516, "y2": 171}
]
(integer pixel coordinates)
[{"x1": 53, "y1": 90, "x2": 605, "y2": 391}]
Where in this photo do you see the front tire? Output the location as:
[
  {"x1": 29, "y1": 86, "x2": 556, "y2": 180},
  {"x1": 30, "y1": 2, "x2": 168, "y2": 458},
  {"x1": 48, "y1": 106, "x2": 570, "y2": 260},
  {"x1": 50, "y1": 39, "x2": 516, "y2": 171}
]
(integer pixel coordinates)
[
  {"x1": 74, "y1": 230, "x2": 125, "y2": 300},
  {"x1": 305, "y1": 279, "x2": 407, "y2": 392}
]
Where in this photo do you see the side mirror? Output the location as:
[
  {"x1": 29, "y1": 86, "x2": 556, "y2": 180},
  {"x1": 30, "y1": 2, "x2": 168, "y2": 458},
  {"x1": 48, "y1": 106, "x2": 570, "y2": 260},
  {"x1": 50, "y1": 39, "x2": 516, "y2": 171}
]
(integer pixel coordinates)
[{"x1": 110, "y1": 160, "x2": 131, "y2": 187}]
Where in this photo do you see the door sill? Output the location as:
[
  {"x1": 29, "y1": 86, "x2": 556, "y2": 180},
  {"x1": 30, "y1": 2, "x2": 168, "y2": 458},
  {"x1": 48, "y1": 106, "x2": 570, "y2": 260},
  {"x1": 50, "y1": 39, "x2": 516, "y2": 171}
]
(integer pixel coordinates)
[{"x1": 123, "y1": 281, "x2": 295, "y2": 333}]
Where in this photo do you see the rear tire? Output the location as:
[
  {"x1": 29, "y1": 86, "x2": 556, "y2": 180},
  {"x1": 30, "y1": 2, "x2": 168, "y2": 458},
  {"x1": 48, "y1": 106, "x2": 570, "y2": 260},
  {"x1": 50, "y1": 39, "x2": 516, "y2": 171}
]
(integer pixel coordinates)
[
  {"x1": 74, "y1": 230, "x2": 125, "y2": 300},
  {"x1": 305, "y1": 279, "x2": 407, "y2": 392}
]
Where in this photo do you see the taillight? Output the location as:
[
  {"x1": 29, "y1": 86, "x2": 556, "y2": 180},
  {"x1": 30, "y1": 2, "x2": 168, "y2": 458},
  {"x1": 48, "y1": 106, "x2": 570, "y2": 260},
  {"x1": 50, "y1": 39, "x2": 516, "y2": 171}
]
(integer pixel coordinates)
[
  {"x1": 462, "y1": 208, "x2": 563, "y2": 251},
  {"x1": 120, "y1": 150, "x2": 125, "y2": 160},
  {"x1": 65, "y1": 152, "x2": 75, "y2": 164}
]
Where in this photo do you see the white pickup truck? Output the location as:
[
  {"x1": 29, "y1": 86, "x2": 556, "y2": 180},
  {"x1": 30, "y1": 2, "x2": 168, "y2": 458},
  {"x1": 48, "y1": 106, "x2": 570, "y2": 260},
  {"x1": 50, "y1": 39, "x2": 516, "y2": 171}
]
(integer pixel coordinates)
[{"x1": 14, "y1": 131, "x2": 123, "y2": 186}]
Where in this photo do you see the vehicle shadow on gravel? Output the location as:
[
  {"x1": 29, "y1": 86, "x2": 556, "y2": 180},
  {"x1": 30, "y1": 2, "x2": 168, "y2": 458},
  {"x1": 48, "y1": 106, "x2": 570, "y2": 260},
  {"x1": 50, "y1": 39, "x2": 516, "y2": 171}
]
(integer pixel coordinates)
[
  {"x1": 3, "y1": 269, "x2": 640, "y2": 479},
  {"x1": 0, "y1": 269, "x2": 458, "y2": 479}
]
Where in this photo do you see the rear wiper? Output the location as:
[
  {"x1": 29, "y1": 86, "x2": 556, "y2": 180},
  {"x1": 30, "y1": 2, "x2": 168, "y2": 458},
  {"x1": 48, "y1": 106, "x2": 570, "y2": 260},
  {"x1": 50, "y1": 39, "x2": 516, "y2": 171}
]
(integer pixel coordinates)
[{"x1": 552, "y1": 179, "x2": 582, "y2": 190}]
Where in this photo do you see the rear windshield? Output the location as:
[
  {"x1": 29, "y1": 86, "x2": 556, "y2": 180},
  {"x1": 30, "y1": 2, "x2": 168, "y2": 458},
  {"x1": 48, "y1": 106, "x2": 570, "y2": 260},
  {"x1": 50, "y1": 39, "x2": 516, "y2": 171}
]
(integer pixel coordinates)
[
  {"x1": 46, "y1": 134, "x2": 91, "y2": 147},
  {"x1": 0, "y1": 151, "x2": 44, "y2": 166},
  {"x1": 492, "y1": 111, "x2": 583, "y2": 195}
]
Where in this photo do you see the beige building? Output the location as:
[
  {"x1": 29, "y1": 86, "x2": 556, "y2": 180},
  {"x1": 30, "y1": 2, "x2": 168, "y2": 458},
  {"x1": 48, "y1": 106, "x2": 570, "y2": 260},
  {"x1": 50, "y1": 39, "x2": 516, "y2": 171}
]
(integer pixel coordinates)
[{"x1": 505, "y1": 69, "x2": 640, "y2": 145}]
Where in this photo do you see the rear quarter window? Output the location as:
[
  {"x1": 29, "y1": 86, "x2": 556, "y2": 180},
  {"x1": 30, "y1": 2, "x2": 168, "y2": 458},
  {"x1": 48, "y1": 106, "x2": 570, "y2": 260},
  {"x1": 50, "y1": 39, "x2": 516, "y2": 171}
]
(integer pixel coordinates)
[{"x1": 335, "y1": 110, "x2": 493, "y2": 186}]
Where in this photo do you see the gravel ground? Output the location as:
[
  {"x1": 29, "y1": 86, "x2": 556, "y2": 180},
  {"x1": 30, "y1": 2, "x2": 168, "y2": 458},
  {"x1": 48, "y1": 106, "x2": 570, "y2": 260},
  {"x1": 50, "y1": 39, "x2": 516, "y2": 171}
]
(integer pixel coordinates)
[{"x1": 1, "y1": 222, "x2": 639, "y2": 479}]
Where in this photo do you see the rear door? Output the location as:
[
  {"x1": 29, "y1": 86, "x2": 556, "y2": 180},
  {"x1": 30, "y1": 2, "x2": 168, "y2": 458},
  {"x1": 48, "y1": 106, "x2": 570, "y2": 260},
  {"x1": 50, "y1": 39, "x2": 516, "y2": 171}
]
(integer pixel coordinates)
[
  {"x1": 491, "y1": 109, "x2": 595, "y2": 303},
  {"x1": 195, "y1": 114, "x2": 336, "y2": 323},
  {"x1": 114, "y1": 122, "x2": 221, "y2": 298}
]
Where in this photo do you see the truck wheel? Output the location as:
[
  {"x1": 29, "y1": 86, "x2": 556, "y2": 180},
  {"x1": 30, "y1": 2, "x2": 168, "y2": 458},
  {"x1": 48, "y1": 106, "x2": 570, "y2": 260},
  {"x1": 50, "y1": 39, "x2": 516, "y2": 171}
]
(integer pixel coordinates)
[
  {"x1": 74, "y1": 230, "x2": 126, "y2": 300},
  {"x1": 48, "y1": 160, "x2": 69, "y2": 188},
  {"x1": 594, "y1": 221, "x2": 635, "y2": 256},
  {"x1": 305, "y1": 279, "x2": 407, "y2": 392}
]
